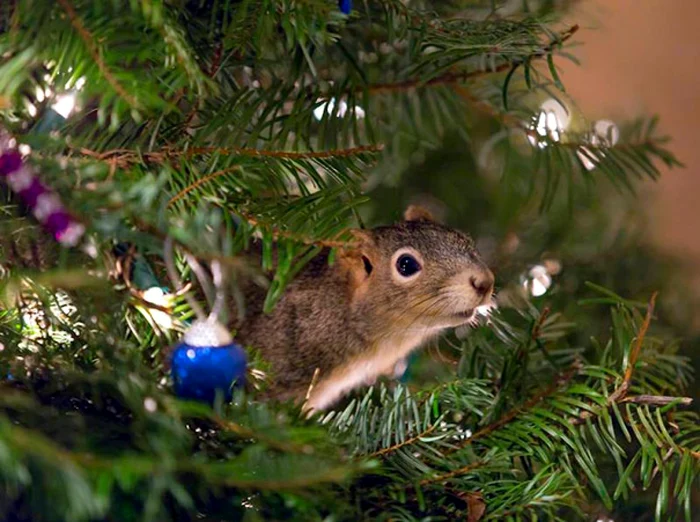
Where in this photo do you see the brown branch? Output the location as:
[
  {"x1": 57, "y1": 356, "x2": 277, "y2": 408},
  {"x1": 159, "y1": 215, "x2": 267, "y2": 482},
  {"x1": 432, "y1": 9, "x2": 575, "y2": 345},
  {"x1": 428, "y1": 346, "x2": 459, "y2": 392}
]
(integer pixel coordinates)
[
  {"x1": 208, "y1": 42, "x2": 224, "y2": 78},
  {"x1": 178, "y1": 144, "x2": 385, "y2": 160},
  {"x1": 369, "y1": 424, "x2": 437, "y2": 459},
  {"x1": 56, "y1": 0, "x2": 140, "y2": 109},
  {"x1": 576, "y1": 291, "x2": 659, "y2": 421},
  {"x1": 419, "y1": 460, "x2": 485, "y2": 486},
  {"x1": 623, "y1": 291, "x2": 657, "y2": 386},
  {"x1": 77, "y1": 144, "x2": 384, "y2": 168},
  {"x1": 684, "y1": 446, "x2": 700, "y2": 461},
  {"x1": 531, "y1": 306, "x2": 550, "y2": 341},
  {"x1": 168, "y1": 166, "x2": 241, "y2": 206},
  {"x1": 622, "y1": 395, "x2": 693, "y2": 407},
  {"x1": 363, "y1": 24, "x2": 579, "y2": 96}
]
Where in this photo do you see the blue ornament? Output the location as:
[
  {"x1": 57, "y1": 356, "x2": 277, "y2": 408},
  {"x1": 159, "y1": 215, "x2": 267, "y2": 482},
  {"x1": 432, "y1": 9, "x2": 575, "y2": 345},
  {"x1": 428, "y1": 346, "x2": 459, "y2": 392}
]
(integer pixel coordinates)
[
  {"x1": 171, "y1": 319, "x2": 246, "y2": 403},
  {"x1": 339, "y1": 0, "x2": 351, "y2": 15}
]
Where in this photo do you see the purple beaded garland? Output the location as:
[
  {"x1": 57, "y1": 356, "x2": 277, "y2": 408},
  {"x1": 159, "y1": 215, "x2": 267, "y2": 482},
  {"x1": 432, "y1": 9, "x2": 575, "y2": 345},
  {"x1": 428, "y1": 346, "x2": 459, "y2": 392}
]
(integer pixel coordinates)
[
  {"x1": 0, "y1": 139, "x2": 84, "y2": 247},
  {"x1": 0, "y1": 150, "x2": 22, "y2": 174}
]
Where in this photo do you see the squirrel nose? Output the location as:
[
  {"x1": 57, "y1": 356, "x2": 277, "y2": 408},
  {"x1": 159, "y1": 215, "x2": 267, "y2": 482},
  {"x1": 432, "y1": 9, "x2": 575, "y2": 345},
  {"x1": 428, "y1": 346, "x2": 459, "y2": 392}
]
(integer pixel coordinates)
[{"x1": 470, "y1": 270, "x2": 494, "y2": 297}]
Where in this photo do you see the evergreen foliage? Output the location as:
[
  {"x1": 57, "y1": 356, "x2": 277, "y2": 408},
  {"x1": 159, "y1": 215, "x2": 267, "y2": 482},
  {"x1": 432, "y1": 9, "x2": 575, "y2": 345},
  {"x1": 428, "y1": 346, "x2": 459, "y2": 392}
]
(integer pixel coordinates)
[{"x1": 0, "y1": 1, "x2": 698, "y2": 520}]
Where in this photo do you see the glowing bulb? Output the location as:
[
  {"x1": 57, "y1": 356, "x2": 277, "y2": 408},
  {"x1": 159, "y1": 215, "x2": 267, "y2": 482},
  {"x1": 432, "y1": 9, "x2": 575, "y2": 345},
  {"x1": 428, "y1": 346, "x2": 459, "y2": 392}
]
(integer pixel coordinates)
[
  {"x1": 528, "y1": 98, "x2": 569, "y2": 148},
  {"x1": 522, "y1": 265, "x2": 552, "y2": 297},
  {"x1": 577, "y1": 119, "x2": 619, "y2": 171},
  {"x1": 314, "y1": 98, "x2": 336, "y2": 120},
  {"x1": 52, "y1": 92, "x2": 76, "y2": 118},
  {"x1": 313, "y1": 98, "x2": 363, "y2": 120},
  {"x1": 593, "y1": 119, "x2": 620, "y2": 146},
  {"x1": 577, "y1": 146, "x2": 597, "y2": 171},
  {"x1": 141, "y1": 287, "x2": 174, "y2": 330},
  {"x1": 25, "y1": 101, "x2": 37, "y2": 117},
  {"x1": 541, "y1": 98, "x2": 570, "y2": 129},
  {"x1": 143, "y1": 397, "x2": 157, "y2": 412}
]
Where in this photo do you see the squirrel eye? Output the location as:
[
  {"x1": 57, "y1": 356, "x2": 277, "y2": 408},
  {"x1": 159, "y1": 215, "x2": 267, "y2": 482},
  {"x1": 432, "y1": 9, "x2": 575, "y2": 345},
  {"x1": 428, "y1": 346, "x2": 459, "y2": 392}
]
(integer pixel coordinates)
[{"x1": 396, "y1": 254, "x2": 421, "y2": 277}]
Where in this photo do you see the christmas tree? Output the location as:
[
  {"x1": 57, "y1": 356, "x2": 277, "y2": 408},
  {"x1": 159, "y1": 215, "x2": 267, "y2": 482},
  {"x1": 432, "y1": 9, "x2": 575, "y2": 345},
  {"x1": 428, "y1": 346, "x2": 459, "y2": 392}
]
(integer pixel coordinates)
[{"x1": 0, "y1": 1, "x2": 698, "y2": 520}]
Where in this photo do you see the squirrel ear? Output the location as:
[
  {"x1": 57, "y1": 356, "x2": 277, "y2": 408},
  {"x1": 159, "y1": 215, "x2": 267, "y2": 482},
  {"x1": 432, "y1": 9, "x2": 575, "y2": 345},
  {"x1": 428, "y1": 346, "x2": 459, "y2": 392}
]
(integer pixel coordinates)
[
  {"x1": 340, "y1": 229, "x2": 376, "y2": 288},
  {"x1": 347, "y1": 228, "x2": 374, "y2": 246},
  {"x1": 404, "y1": 205, "x2": 435, "y2": 222}
]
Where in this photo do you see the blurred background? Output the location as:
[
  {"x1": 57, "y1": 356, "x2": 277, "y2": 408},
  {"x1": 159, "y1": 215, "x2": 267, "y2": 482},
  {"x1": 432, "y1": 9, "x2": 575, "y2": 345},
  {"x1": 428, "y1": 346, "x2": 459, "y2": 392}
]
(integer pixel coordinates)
[{"x1": 562, "y1": 1, "x2": 700, "y2": 322}]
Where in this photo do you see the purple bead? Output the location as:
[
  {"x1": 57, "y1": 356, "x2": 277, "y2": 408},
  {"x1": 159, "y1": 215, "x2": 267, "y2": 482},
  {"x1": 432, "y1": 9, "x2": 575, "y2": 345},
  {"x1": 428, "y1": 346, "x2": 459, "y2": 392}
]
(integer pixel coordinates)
[
  {"x1": 18, "y1": 178, "x2": 48, "y2": 208},
  {"x1": 0, "y1": 151, "x2": 22, "y2": 177},
  {"x1": 45, "y1": 210, "x2": 71, "y2": 235}
]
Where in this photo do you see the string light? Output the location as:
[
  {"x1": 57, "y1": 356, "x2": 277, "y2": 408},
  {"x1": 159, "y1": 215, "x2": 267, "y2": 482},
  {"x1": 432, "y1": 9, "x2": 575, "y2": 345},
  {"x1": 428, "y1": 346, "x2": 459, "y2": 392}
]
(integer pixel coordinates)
[
  {"x1": 139, "y1": 286, "x2": 175, "y2": 330},
  {"x1": 522, "y1": 264, "x2": 554, "y2": 297},
  {"x1": 528, "y1": 98, "x2": 570, "y2": 148},
  {"x1": 313, "y1": 98, "x2": 365, "y2": 120},
  {"x1": 143, "y1": 397, "x2": 157, "y2": 412},
  {"x1": 51, "y1": 93, "x2": 77, "y2": 118},
  {"x1": 578, "y1": 119, "x2": 620, "y2": 171}
]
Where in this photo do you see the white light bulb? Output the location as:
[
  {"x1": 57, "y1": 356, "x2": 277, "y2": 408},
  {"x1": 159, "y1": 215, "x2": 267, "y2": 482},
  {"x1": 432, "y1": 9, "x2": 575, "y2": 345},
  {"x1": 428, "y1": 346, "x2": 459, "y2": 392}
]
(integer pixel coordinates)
[
  {"x1": 577, "y1": 146, "x2": 598, "y2": 171},
  {"x1": 313, "y1": 99, "x2": 334, "y2": 120},
  {"x1": 541, "y1": 98, "x2": 570, "y2": 129},
  {"x1": 25, "y1": 101, "x2": 37, "y2": 117},
  {"x1": 52, "y1": 92, "x2": 76, "y2": 118},
  {"x1": 523, "y1": 265, "x2": 553, "y2": 297},
  {"x1": 531, "y1": 278, "x2": 549, "y2": 297},
  {"x1": 593, "y1": 119, "x2": 620, "y2": 146},
  {"x1": 141, "y1": 287, "x2": 174, "y2": 330}
]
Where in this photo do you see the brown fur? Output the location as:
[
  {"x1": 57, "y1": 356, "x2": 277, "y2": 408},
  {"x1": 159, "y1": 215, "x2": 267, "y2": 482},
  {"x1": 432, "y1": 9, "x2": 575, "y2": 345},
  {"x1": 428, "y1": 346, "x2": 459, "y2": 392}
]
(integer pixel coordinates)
[{"x1": 232, "y1": 206, "x2": 494, "y2": 412}]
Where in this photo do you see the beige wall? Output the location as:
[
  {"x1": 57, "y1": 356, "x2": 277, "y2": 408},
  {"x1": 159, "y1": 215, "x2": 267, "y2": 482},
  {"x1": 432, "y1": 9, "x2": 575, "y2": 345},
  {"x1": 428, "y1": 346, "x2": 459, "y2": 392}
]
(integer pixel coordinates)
[{"x1": 560, "y1": 1, "x2": 700, "y2": 267}]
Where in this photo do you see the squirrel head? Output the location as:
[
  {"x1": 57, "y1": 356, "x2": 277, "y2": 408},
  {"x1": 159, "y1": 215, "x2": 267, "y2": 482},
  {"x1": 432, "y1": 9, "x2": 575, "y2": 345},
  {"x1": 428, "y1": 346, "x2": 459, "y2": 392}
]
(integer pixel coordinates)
[{"x1": 340, "y1": 205, "x2": 495, "y2": 336}]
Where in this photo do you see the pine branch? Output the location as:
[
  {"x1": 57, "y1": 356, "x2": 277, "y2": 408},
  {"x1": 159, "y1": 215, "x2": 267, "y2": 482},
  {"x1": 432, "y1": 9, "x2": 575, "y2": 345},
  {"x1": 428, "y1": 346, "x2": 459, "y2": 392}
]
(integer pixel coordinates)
[
  {"x1": 418, "y1": 459, "x2": 486, "y2": 486},
  {"x1": 447, "y1": 363, "x2": 582, "y2": 455},
  {"x1": 575, "y1": 292, "x2": 658, "y2": 424},
  {"x1": 360, "y1": 24, "x2": 579, "y2": 96},
  {"x1": 77, "y1": 144, "x2": 384, "y2": 168},
  {"x1": 168, "y1": 166, "x2": 241, "y2": 206},
  {"x1": 368, "y1": 424, "x2": 437, "y2": 458},
  {"x1": 55, "y1": 0, "x2": 140, "y2": 109}
]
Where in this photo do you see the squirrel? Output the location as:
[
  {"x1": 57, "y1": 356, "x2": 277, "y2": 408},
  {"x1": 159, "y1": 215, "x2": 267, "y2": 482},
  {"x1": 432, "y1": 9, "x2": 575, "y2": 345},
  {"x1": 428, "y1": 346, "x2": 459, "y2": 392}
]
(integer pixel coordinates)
[{"x1": 232, "y1": 205, "x2": 494, "y2": 413}]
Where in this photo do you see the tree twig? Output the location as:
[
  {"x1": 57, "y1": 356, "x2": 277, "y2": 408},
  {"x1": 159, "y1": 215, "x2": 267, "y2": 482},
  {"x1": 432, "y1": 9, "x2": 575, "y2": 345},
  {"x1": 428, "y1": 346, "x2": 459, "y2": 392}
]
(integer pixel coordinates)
[
  {"x1": 623, "y1": 291, "x2": 657, "y2": 386},
  {"x1": 622, "y1": 395, "x2": 692, "y2": 407},
  {"x1": 168, "y1": 166, "x2": 241, "y2": 206},
  {"x1": 447, "y1": 364, "x2": 581, "y2": 455},
  {"x1": 56, "y1": 0, "x2": 140, "y2": 109},
  {"x1": 77, "y1": 143, "x2": 384, "y2": 169},
  {"x1": 369, "y1": 424, "x2": 437, "y2": 459},
  {"x1": 531, "y1": 306, "x2": 550, "y2": 341},
  {"x1": 362, "y1": 24, "x2": 579, "y2": 96},
  {"x1": 572, "y1": 293, "x2": 659, "y2": 425},
  {"x1": 419, "y1": 460, "x2": 485, "y2": 486}
]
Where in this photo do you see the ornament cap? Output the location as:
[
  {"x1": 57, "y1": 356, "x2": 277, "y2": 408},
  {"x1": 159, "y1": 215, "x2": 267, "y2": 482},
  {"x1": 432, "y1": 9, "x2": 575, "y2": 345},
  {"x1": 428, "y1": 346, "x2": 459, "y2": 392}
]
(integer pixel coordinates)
[{"x1": 183, "y1": 318, "x2": 233, "y2": 347}]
